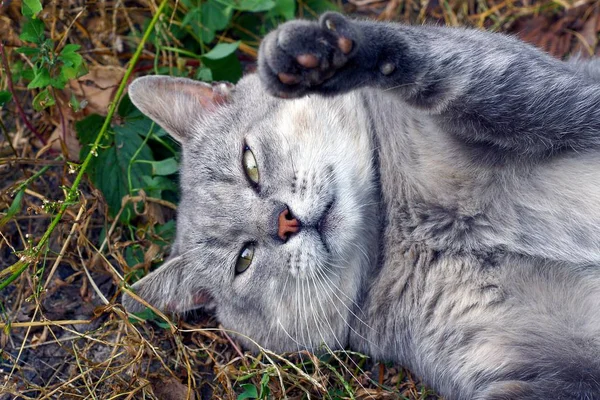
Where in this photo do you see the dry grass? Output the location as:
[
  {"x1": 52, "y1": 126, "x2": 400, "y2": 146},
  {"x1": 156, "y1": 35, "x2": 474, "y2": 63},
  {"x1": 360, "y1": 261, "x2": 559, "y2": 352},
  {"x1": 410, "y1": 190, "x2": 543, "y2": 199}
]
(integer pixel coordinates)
[{"x1": 1, "y1": 0, "x2": 599, "y2": 399}]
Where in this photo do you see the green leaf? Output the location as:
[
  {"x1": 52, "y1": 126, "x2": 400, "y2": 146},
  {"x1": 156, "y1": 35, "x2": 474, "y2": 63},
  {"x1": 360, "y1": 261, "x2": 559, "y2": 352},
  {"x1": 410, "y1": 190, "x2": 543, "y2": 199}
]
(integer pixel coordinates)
[
  {"x1": 130, "y1": 307, "x2": 155, "y2": 322},
  {"x1": 57, "y1": 67, "x2": 76, "y2": 84},
  {"x1": 237, "y1": 384, "x2": 258, "y2": 400},
  {"x1": 22, "y1": 0, "x2": 42, "y2": 18},
  {"x1": 60, "y1": 43, "x2": 81, "y2": 55},
  {"x1": 27, "y1": 68, "x2": 50, "y2": 89},
  {"x1": 118, "y1": 93, "x2": 139, "y2": 118},
  {"x1": 69, "y1": 93, "x2": 82, "y2": 112},
  {"x1": 195, "y1": 67, "x2": 213, "y2": 82},
  {"x1": 303, "y1": 0, "x2": 339, "y2": 13},
  {"x1": 142, "y1": 175, "x2": 178, "y2": 195},
  {"x1": 0, "y1": 189, "x2": 25, "y2": 228},
  {"x1": 75, "y1": 61, "x2": 88, "y2": 79},
  {"x1": 259, "y1": 373, "x2": 270, "y2": 398},
  {"x1": 0, "y1": 91, "x2": 12, "y2": 107},
  {"x1": 12, "y1": 63, "x2": 36, "y2": 83},
  {"x1": 15, "y1": 46, "x2": 40, "y2": 57},
  {"x1": 19, "y1": 18, "x2": 45, "y2": 44},
  {"x1": 201, "y1": 27, "x2": 216, "y2": 44},
  {"x1": 223, "y1": 0, "x2": 275, "y2": 12},
  {"x1": 182, "y1": 2, "x2": 232, "y2": 44},
  {"x1": 202, "y1": 53, "x2": 242, "y2": 83},
  {"x1": 149, "y1": 158, "x2": 179, "y2": 176},
  {"x1": 76, "y1": 114, "x2": 107, "y2": 152},
  {"x1": 59, "y1": 44, "x2": 83, "y2": 68},
  {"x1": 273, "y1": 0, "x2": 295, "y2": 20},
  {"x1": 201, "y1": 41, "x2": 240, "y2": 61},
  {"x1": 202, "y1": 1, "x2": 232, "y2": 31},
  {"x1": 181, "y1": 7, "x2": 200, "y2": 28},
  {"x1": 97, "y1": 125, "x2": 154, "y2": 220},
  {"x1": 32, "y1": 88, "x2": 55, "y2": 111},
  {"x1": 128, "y1": 307, "x2": 170, "y2": 328},
  {"x1": 234, "y1": 14, "x2": 265, "y2": 40},
  {"x1": 154, "y1": 220, "x2": 176, "y2": 244},
  {"x1": 76, "y1": 115, "x2": 159, "y2": 222}
]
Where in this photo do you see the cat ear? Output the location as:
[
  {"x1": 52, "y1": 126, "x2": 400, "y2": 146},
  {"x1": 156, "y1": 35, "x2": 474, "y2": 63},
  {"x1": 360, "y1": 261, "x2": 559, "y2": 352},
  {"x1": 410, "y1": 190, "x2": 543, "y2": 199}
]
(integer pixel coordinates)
[
  {"x1": 128, "y1": 76, "x2": 233, "y2": 143},
  {"x1": 122, "y1": 255, "x2": 214, "y2": 315}
]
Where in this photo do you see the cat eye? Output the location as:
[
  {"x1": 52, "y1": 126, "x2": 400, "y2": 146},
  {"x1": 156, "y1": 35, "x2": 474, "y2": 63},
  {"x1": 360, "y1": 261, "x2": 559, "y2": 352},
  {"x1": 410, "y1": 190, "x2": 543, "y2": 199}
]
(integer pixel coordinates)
[
  {"x1": 235, "y1": 243, "x2": 255, "y2": 274},
  {"x1": 242, "y1": 147, "x2": 260, "y2": 185}
]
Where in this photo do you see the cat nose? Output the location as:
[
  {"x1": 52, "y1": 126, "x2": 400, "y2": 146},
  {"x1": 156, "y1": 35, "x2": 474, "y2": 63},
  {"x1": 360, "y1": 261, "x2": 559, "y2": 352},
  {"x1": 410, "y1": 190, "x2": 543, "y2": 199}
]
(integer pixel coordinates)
[{"x1": 278, "y1": 207, "x2": 300, "y2": 241}]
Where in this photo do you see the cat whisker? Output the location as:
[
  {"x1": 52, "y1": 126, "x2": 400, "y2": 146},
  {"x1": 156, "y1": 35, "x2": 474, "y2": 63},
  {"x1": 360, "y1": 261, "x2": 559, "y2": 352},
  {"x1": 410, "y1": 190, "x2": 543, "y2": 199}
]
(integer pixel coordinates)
[
  {"x1": 318, "y1": 263, "x2": 374, "y2": 327},
  {"x1": 276, "y1": 319, "x2": 305, "y2": 348},
  {"x1": 295, "y1": 274, "x2": 310, "y2": 354},
  {"x1": 307, "y1": 270, "x2": 377, "y2": 399},
  {"x1": 382, "y1": 74, "x2": 475, "y2": 93},
  {"x1": 266, "y1": 273, "x2": 291, "y2": 345},
  {"x1": 315, "y1": 262, "x2": 379, "y2": 340},
  {"x1": 301, "y1": 276, "x2": 316, "y2": 353}
]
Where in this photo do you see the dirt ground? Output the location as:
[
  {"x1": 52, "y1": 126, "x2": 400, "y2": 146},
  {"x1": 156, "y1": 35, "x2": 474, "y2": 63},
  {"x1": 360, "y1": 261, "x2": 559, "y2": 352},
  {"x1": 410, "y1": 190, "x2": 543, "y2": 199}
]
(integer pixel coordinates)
[{"x1": 1, "y1": 0, "x2": 599, "y2": 399}]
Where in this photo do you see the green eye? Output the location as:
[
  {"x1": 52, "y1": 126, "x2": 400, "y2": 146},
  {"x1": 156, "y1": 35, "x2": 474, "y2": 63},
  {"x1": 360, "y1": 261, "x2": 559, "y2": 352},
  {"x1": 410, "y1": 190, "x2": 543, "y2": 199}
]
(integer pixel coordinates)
[
  {"x1": 235, "y1": 243, "x2": 255, "y2": 274},
  {"x1": 242, "y1": 147, "x2": 259, "y2": 185}
]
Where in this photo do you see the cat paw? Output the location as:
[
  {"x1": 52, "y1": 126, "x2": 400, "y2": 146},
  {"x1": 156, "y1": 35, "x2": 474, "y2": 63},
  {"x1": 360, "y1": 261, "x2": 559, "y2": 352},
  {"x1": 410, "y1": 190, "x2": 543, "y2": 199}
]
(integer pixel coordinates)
[{"x1": 258, "y1": 12, "x2": 358, "y2": 97}]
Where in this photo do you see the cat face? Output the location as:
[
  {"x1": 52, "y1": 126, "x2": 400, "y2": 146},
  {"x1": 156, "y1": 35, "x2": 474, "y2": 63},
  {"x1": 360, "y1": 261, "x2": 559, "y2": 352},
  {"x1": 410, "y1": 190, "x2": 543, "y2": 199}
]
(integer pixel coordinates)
[{"x1": 123, "y1": 75, "x2": 379, "y2": 352}]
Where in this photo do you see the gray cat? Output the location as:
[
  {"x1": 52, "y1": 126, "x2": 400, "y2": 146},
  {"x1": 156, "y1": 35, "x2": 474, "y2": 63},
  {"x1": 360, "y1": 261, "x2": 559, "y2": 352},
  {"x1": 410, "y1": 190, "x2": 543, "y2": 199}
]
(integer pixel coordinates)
[{"x1": 123, "y1": 12, "x2": 600, "y2": 399}]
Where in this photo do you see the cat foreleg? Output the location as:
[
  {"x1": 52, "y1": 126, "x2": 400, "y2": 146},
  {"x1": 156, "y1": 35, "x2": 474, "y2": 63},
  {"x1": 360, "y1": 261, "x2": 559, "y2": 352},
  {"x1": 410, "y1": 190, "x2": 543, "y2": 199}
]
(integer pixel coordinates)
[{"x1": 258, "y1": 13, "x2": 600, "y2": 157}]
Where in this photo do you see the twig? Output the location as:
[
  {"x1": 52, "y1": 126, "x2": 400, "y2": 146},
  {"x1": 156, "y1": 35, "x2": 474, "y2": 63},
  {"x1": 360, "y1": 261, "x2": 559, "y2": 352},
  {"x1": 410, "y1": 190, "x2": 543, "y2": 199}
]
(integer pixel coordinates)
[
  {"x1": 42, "y1": 200, "x2": 86, "y2": 291},
  {"x1": 0, "y1": 0, "x2": 170, "y2": 291},
  {"x1": 78, "y1": 246, "x2": 110, "y2": 305},
  {"x1": 0, "y1": 41, "x2": 47, "y2": 145},
  {"x1": 0, "y1": 319, "x2": 92, "y2": 329}
]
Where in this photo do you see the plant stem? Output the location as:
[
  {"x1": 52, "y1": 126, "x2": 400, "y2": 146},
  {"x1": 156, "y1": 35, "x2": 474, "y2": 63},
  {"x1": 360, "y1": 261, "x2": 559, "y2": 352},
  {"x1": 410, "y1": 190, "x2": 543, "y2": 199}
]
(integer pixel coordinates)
[
  {"x1": 0, "y1": 0, "x2": 170, "y2": 291},
  {"x1": 0, "y1": 41, "x2": 47, "y2": 145}
]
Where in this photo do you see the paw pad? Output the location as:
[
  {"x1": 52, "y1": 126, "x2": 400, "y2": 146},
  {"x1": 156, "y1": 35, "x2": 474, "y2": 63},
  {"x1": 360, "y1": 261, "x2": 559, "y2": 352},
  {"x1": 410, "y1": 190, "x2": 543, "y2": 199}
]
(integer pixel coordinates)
[
  {"x1": 297, "y1": 54, "x2": 319, "y2": 68},
  {"x1": 338, "y1": 37, "x2": 353, "y2": 54},
  {"x1": 278, "y1": 72, "x2": 300, "y2": 85}
]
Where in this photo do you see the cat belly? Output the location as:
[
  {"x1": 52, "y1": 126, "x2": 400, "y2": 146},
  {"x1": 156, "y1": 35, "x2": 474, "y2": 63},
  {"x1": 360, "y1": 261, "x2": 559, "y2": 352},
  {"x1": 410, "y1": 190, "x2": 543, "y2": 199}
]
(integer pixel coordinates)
[{"x1": 350, "y1": 235, "x2": 600, "y2": 399}]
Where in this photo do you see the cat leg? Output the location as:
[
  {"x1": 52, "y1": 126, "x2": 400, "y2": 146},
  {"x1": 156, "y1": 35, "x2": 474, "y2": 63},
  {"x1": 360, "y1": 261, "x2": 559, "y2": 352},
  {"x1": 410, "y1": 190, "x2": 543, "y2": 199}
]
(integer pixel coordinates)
[{"x1": 259, "y1": 13, "x2": 600, "y2": 157}]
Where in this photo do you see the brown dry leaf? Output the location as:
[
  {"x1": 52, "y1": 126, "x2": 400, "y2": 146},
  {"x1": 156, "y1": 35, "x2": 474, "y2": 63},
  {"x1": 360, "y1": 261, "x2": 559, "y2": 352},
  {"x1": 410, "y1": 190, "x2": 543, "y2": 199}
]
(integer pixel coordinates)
[
  {"x1": 151, "y1": 377, "x2": 196, "y2": 400},
  {"x1": 146, "y1": 201, "x2": 166, "y2": 224},
  {"x1": 30, "y1": 326, "x2": 49, "y2": 348},
  {"x1": 0, "y1": 330, "x2": 8, "y2": 349},
  {"x1": 514, "y1": 14, "x2": 574, "y2": 58},
  {"x1": 68, "y1": 65, "x2": 125, "y2": 116},
  {"x1": 143, "y1": 242, "x2": 161, "y2": 265},
  {"x1": 45, "y1": 65, "x2": 126, "y2": 160},
  {"x1": 47, "y1": 124, "x2": 82, "y2": 160},
  {"x1": 0, "y1": 16, "x2": 20, "y2": 46}
]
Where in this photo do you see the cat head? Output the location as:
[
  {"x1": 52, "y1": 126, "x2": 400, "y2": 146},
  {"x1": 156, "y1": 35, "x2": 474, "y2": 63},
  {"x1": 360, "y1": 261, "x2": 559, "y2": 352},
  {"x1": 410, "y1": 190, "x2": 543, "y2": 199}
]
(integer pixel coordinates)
[{"x1": 122, "y1": 75, "x2": 379, "y2": 352}]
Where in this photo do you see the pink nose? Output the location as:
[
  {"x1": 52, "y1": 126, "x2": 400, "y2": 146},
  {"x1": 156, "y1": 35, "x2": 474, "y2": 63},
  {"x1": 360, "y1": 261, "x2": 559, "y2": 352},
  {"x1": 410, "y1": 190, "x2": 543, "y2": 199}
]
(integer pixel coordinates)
[{"x1": 278, "y1": 208, "x2": 300, "y2": 241}]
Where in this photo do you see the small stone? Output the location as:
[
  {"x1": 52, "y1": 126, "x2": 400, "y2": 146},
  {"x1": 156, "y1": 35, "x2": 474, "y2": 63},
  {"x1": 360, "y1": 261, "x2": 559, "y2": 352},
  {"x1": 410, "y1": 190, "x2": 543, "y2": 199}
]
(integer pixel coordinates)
[{"x1": 380, "y1": 62, "x2": 396, "y2": 76}]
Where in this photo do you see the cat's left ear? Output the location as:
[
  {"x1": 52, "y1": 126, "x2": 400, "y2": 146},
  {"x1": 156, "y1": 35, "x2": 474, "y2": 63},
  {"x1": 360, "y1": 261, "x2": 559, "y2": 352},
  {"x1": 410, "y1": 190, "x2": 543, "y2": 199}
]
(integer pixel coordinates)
[{"x1": 128, "y1": 76, "x2": 233, "y2": 143}]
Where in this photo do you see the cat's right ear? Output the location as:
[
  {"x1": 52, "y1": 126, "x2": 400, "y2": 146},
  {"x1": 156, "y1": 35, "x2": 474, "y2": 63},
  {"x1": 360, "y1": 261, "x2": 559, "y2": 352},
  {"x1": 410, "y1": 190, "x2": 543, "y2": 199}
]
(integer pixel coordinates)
[
  {"x1": 128, "y1": 76, "x2": 233, "y2": 143},
  {"x1": 121, "y1": 254, "x2": 215, "y2": 315}
]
